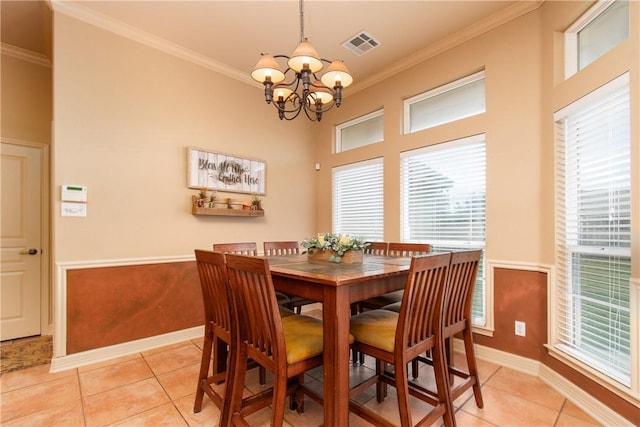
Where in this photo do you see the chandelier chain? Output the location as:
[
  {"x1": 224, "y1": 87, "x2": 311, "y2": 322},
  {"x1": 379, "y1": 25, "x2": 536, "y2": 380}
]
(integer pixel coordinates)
[{"x1": 299, "y1": 0, "x2": 305, "y2": 42}]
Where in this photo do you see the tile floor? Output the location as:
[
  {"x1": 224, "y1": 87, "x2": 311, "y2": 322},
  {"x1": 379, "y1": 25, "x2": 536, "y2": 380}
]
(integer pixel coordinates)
[{"x1": 0, "y1": 336, "x2": 602, "y2": 427}]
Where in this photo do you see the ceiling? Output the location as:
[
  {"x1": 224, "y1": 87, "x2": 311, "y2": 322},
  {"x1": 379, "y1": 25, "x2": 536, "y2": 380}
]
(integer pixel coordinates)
[{"x1": 1, "y1": 1, "x2": 541, "y2": 91}]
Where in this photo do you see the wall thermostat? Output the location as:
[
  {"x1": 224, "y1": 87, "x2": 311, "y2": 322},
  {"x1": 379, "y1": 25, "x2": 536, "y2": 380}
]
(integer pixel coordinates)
[{"x1": 62, "y1": 184, "x2": 88, "y2": 202}]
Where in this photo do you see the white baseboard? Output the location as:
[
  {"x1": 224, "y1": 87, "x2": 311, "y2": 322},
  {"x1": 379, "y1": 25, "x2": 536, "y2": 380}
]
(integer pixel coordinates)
[
  {"x1": 49, "y1": 326, "x2": 203, "y2": 373},
  {"x1": 457, "y1": 339, "x2": 635, "y2": 427}
]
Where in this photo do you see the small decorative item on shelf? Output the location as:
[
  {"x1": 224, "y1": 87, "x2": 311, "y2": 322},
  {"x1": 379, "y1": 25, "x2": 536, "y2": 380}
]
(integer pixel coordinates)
[
  {"x1": 208, "y1": 191, "x2": 217, "y2": 208},
  {"x1": 197, "y1": 187, "x2": 208, "y2": 207},
  {"x1": 251, "y1": 194, "x2": 262, "y2": 210},
  {"x1": 301, "y1": 233, "x2": 369, "y2": 264}
]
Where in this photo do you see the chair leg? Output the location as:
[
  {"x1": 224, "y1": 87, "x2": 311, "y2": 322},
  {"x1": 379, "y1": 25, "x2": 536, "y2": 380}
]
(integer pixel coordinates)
[
  {"x1": 375, "y1": 358, "x2": 387, "y2": 402},
  {"x1": 432, "y1": 340, "x2": 455, "y2": 427},
  {"x1": 194, "y1": 330, "x2": 213, "y2": 413},
  {"x1": 463, "y1": 327, "x2": 483, "y2": 408},
  {"x1": 411, "y1": 359, "x2": 419, "y2": 379},
  {"x1": 291, "y1": 373, "x2": 305, "y2": 413},
  {"x1": 271, "y1": 371, "x2": 289, "y2": 426},
  {"x1": 259, "y1": 366, "x2": 266, "y2": 385},
  {"x1": 395, "y1": 358, "x2": 412, "y2": 427},
  {"x1": 220, "y1": 344, "x2": 247, "y2": 427}
]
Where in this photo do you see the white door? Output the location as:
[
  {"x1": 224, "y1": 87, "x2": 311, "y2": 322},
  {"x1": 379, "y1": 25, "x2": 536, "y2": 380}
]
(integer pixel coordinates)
[{"x1": 1, "y1": 143, "x2": 42, "y2": 340}]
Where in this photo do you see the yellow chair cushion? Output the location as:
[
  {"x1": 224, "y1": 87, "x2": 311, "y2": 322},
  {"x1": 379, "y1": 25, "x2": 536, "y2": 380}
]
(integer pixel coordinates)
[
  {"x1": 350, "y1": 309, "x2": 398, "y2": 353},
  {"x1": 282, "y1": 314, "x2": 324, "y2": 364},
  {"x1": 281, "y1": 314, "x2": 354, "y2": 364}
]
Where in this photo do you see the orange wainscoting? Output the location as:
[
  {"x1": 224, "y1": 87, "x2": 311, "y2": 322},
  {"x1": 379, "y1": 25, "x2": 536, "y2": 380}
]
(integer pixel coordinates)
[{"x1": 66, "y1": 261, "x2": 203, "y2": 354}]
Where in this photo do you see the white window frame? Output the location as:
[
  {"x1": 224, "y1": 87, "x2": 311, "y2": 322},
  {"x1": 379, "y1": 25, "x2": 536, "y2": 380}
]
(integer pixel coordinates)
[
  {"x1": 551, "y1": 72, "x2": 637, "y2": 401},
  {"x1": 403, "y1": 70, "x2": 485, "y2": 135},
  {"x1": 335, "y1": 109, "x2": 384, "y2": 153},
  {"x1": 564, "y1": 0, "x2": 629, "y2": 79}
]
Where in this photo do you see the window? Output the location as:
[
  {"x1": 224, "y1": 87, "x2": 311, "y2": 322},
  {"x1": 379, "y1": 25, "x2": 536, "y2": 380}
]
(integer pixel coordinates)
[
  {"x1": 332, "y1": 158, "x2": 384, "y2": 241},
  {"x1": 400, "y1": 135, "x2": 486, "y2": 325},
  {"x1": 565, "y1": 0, "x2": 629, "y2": 78},
  {"x1": 404, "y1": 71, "x2": 485, "y2": 134},
  {"x1": 553, "y1": 74, "x2": 631, "y2": 387},
  {"x1": 336, "y1": 110, "x2": 383, "y2": 153}
]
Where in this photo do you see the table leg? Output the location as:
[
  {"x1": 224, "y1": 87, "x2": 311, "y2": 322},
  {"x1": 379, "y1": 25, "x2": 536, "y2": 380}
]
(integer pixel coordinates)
[{"x1": 322, "y1": 285, "x2": 351, "y2": 426}]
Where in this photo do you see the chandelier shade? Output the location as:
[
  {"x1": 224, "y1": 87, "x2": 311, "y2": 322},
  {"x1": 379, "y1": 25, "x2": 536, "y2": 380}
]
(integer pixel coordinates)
[
  {"x1": 250, "y1": 54, "x2": 285, "y2": 84},
  {"x1": 320, "y1": 60, "x2": 354, "y2": 88},
  {"x1": 250, "y1": 0, "x2": 353, "y2": 122},
  {"x1": 287, "y1": 39, "x2": 324, "y2": 73}
]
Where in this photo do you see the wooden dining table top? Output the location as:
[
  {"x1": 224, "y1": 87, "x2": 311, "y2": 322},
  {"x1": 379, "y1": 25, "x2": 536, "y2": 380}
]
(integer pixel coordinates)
[{"x1": 267, "y1": 253, "x2": 412, "y2": 285}]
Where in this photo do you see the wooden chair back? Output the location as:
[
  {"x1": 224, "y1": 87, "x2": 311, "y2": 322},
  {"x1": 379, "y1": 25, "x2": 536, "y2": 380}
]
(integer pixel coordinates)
[
  {"x1": 225, "y1": 254, "x2": 285, "y2": 372},
  {"x1": 213, "y1": 242, "x2": 258, "y2": 256},
  {"x1": 363, "y1": 241, "x2": 388, "y2": 255},
  {"x1": 388, "y1": 242, "x2": 431, "y2": 257},
  {"x1": 396, "y1": 253, "x2": 451, "y2": 354},
  {"x1": 443, "y1": 250, "x2": 481, "y2": 335},
  {"x1": 195, "y1": 249, "x2": 231, "y2": 340},
  {"x1": 263, "y1": 241, "x2": 300, "y2": 256}
]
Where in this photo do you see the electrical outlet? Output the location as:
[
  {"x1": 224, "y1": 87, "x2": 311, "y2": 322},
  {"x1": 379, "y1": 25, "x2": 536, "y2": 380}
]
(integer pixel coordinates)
[{"x1": 515, "y1": 321, "x2": 526, "y2": 337}]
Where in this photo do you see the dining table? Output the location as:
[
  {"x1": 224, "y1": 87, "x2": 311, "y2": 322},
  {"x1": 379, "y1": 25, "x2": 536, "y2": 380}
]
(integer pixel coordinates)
[{"x1": 266, "y1": 253, "x2": 412, "y2": 427}]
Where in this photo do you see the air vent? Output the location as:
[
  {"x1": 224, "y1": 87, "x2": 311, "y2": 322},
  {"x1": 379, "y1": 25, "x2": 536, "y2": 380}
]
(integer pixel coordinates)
[{"x1": 342, "y1": 31, "x2": 380, "y2": 56}]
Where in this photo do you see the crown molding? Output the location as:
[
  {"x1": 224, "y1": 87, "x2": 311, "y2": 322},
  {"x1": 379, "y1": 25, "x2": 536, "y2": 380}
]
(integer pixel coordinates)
[
  {"x1": 49, "y1": 1, "x2": 543, "y2": 94},
  {"x1": 348, "y1": 1, "x2": 544, "y2": 95},
  {"x1": 49, "y1": 0, "x2": 254, "y2": 86},
  {"x1": 1, "y1": 43, "x2": 51, "y2": 67}
]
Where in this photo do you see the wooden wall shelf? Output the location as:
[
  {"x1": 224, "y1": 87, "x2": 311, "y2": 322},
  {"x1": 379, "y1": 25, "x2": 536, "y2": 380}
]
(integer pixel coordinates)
[{"x1": 192, "y1": 205, "x2": 264, "y2": 217}]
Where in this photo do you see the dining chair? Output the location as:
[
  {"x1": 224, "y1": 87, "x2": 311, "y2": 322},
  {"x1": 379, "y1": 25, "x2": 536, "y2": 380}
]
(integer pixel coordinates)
[
  {"x1": 363, "y1": 241, "x2": 388, "y2": 255},
  {"x1": 222, "y1": 253, "x2": 324, "y2": 426},
  {"x1": 193, "y1": 250, "x2": 280, "y2": 412},
  {"x1": 193, "y1": 250, "x2": 230, "y2": 414},
  {"x1": 263, "y1": 241, "x2": 316, "y2": 314},
  {"x1": 348, "y1": 253, "x2": 454, "y2": 427},
  {"x1": 350, "y1": 241, "x2": 390, "y2": 364},
  {"x1": 355, "y1": 242, "x2": 431, "y2": 369},
  {"x1": 213, "y1": 242, "x2": 292, "y2": 309},
  {"x1": 409, "y1": 249, "x2": 484, "y2": 409},
  {"x1": 358, "y1": 243, "x2": 431, "y2": 312}
]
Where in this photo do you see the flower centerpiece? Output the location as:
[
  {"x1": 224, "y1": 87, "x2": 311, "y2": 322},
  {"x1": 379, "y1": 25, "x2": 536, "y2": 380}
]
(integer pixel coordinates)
[{"x1": 301, "y1": 233, "x2": 369, "y2": 264}]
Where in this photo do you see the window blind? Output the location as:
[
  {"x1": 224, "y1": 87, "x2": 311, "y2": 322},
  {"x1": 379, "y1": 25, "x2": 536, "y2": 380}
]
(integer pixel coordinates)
[
  {"x1": 332, "y1": 158, "x2": 384, "y2": 241},
  {"x1": 400, "y1": 135, "x2": 486, "y2": 325},
  {"x1": 554, "y1": 73, "x2": 631, "y2": 385}
]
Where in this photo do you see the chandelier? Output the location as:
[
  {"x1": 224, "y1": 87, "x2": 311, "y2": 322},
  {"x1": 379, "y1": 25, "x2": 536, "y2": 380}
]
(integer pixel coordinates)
[{"x1": 250, "y1": 0, "x2": 353, "y2": 122}]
